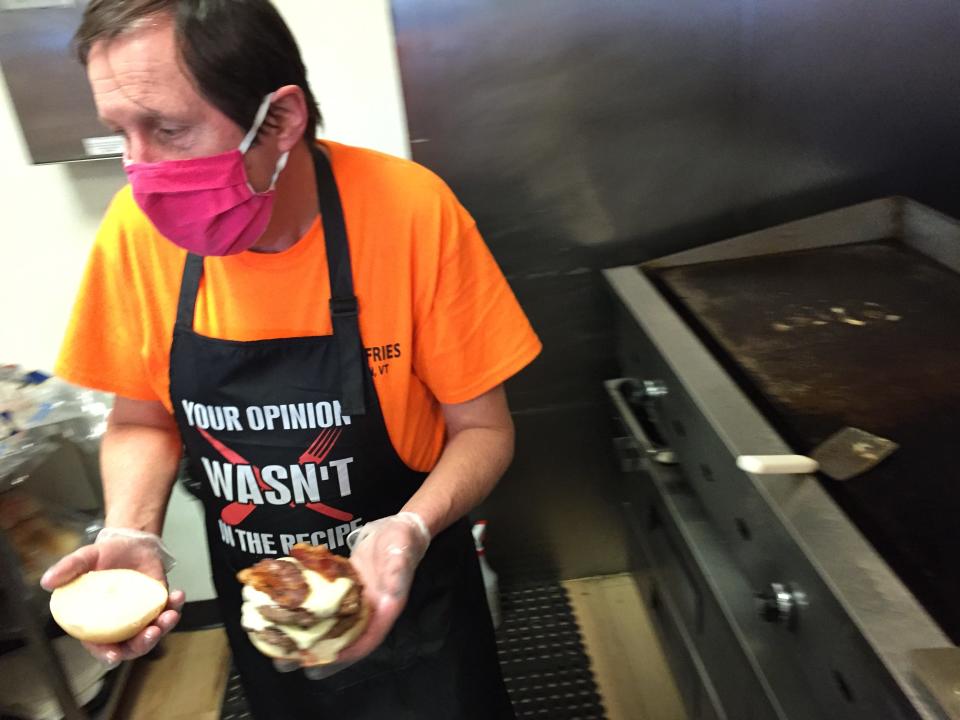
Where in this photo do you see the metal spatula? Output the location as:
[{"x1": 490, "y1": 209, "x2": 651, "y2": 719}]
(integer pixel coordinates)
[{"x1": 810, "y1": 426, "x2": 898, "y2": 481}]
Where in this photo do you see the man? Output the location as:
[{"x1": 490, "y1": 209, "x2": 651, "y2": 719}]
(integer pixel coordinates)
[{"x1": 41, "y1": 1, "x2": 540, "y2": 717}]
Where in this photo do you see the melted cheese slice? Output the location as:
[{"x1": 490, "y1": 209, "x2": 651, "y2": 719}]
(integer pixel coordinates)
[
  {"x1": 242, "y1": 585, "x2": 274, "y2": 607},
  {"x1": 240, "y1": 603, "x2": 271, "y2": 632},
  {"x1": 279, "y1": 617, "x2": 339, "y2": 650},
  {"x1": 304, "y1": 631, "x2": 359, "y2": 663},
  {"x1": 301, "y1": 573, "x2": 353, "y2": 617}
]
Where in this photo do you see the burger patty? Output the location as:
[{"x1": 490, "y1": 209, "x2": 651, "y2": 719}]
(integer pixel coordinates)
[
  {"x1": 337, "y1": 585, "x2": 362, "y2": 616},
  {"x1": 257, "y1": 586, "x2": 363, "y2": 628},
  {"x1": 255, "y1": 627, "x2": 298, "y2": 654},
  {"x1": 260, "y1": 605, "x2": 361, "y2": 647},
  {"x1": 253, "y1": 607, "x2": 361, "y2": 652},
  {"x1": 323, "y1": 613, "x2": 360, "y2": 640},
  {"x1": 258, "y1": 605, "x2": 321, "y2": 628}
]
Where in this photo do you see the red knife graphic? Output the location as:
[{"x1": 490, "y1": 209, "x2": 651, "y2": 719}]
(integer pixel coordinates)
[{"x1": 196, "y1": 427, "x2": 353, "y2": 526}]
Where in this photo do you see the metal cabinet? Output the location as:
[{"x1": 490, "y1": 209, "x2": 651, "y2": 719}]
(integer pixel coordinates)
[
  {"x1": 608, "y1": 377, "x2": 827, "y2": 720},
  {"x1": 0, "y1": 0, "x2": 122, "y2": 164}
]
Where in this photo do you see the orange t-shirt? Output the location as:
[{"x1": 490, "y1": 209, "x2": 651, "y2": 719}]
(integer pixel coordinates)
[{"x1": 55, "y1": 141, "x2": 541, "y2": 471}]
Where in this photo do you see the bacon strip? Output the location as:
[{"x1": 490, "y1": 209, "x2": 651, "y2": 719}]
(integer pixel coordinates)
[
  {"x1": 237, "y1": 559, "x2": 309, "y2": 609},
  {"x1": 290, "y1": 543, "x2": 360, "y2": 584}
]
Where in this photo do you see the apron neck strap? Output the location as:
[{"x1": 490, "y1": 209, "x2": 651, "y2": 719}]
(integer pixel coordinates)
[
  {"x1": 312, "y1": 145, "x2": 366, "y2": 416},
  {"x1": 172, "y1": 144, "x2": 367, "y2": 416},
  {"x1": 312, "y1": 147, "x2": 355, "y2": 307},
  {"x1": 175, "y1": 253, "x2": 204, "y2": 330}
]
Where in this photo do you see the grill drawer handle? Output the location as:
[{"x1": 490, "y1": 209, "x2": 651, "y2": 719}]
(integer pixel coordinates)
[
  {"x1": 605, "y1": 378, "x2": 677, "y2": 465},
  {"x1": 737, "y1": 455, "x2": 819, "y2": 475}
]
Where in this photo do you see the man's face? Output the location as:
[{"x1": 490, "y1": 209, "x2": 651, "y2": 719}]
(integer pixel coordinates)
[{"x1": 87, "y1": 14, "x2": 244, "y2": 164}]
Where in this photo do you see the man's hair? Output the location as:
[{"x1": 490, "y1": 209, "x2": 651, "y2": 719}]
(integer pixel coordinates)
[{"x1": 75, "y1": 0, "x2": 321, "y2": 140}]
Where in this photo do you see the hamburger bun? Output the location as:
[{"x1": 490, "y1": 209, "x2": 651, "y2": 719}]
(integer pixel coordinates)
[
  {"x1": 49, "y1": 569, "x2": 168, "y2": 644},
  {"x1": 238, "y1": 544, "x2": 370, "y2": 667}
]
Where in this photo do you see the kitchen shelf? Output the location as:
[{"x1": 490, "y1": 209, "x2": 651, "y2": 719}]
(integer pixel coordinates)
[{"x1": 0, "y1": 467, "x2": 126, "y2": 720}]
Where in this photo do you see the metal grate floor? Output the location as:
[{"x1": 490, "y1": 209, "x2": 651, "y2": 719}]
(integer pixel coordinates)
[
  {"x1": 496, "y1": 583, "x2": 607, "y2": 719},
  {"x1": 220, "y1": 582, "x2": 606, "y2": 719},
  {"x1": 220, "y1": 671, "x2": 252, "y2": 720}
]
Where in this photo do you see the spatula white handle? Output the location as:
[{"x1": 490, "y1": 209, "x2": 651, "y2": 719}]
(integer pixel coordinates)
[{"x1": 736, "y1": 455, "x2": 820, "y2": 475}]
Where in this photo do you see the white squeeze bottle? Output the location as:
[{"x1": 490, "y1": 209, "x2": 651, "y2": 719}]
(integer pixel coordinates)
[{"x1": 472, "y1": 520, "x2": 501, "y2": 629}]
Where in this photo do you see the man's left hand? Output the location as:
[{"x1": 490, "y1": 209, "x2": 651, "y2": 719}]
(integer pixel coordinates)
[{"x1": 303, "y1": 512, "x2": 431, "y2": 680}]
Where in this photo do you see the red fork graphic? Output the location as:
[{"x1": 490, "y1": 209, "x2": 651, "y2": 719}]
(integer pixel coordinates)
[
  {"x1": 297, "y1": 428, "x2": 351, "y2": 520},
  {"x1": 196, "y1": 427, "x2": 352, "y2": 526},
  {"x1": 299, "y1": 427, "x2": 341, "y2": 464}
]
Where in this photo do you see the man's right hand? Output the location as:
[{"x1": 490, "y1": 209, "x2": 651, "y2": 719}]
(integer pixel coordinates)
[{"x1": 41, "y1": 529, "x2": 185, "y2": 663}]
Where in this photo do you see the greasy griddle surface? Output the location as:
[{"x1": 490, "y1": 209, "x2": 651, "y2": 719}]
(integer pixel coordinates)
[{"x1": 652, "y1": 240, "x2": 960, "y2": 642}]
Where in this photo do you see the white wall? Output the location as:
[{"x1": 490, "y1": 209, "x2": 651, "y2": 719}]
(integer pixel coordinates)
[
  {"x1": 282, "y1": 0, "x2": 410, "y2": 157},
  {"x1": 0, "y1": 0, "x2": 409, "y2": 602}
]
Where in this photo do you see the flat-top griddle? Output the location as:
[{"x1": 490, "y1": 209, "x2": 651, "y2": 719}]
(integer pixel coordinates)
[{"x1": 651, "y1": 239, "x2": 960, "y2": 642}]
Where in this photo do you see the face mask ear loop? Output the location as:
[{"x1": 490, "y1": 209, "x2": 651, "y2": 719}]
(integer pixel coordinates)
[
  {"x1": 239, "y1": 92, "x2": 276, "y2": 154},
  {"x1": 241, "y1": 92, "x2": 288, "y2": 193},
  {"x1": 267, "y1": 151, "x2": 290, "y2": 191}
]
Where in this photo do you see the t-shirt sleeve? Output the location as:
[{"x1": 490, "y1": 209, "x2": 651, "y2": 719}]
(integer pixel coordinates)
[
  {"x1": 412, "y1": 185, "x2": 542, "y2": 405},
  {"x1": 54, "y1": 193, "x2": 159, "y2": 401}
]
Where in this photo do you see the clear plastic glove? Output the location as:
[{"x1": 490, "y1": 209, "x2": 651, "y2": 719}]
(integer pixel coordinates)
[
  {"x1": 301, "y1": 512, "x2": 431, "y2": 680},
  {"x1": 40, "y1": 528, "x2": 184, "y2": 664}
]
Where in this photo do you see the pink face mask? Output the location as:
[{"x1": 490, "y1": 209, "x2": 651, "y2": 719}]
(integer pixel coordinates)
[{"x1": 124, "y1": 93, "x2": 290, "y2": 256}]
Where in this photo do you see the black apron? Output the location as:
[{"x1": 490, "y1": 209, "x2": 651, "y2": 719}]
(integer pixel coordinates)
[{"x1": 169, "y1": 148, "x2": 515, "y2": 720}]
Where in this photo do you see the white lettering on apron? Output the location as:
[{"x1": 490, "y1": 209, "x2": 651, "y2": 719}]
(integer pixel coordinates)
[
  {"x1": 247, "y1": 406, "x2": 265, "y2": 431},
  {"x1": 201, "y1": 457, "x2": 234, "y2": 500},
  {"x1": 224, "y1": 406, "x2": 243, "y2": 431},
  {"x1": 334, "y1": 400, "x2": 351, "y2": 426},
  {"x1": 261, "y1": 465, "x2": 292, "y2": 504},
  {"x1": 236, "y1": 466, "x2": 264, "y2": 505},
  {"x1": 316, "y1": 402, "x2": 334, "y2": 428},
  {"x1": 264, "y1": 405, "x2": 281, "y2": 430},
  {"x1": 182, "y1": 400, "x2": 196, "y2": 426},
  {"x1": 290, "y1": 464, "x2": 321, "y2": 503},
  {"x1": 194, "y1": 404, "x2": 210, "y2": 429},
  {"x1": 328, "y1": 457, "x2": 354, "y2": 496}
]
